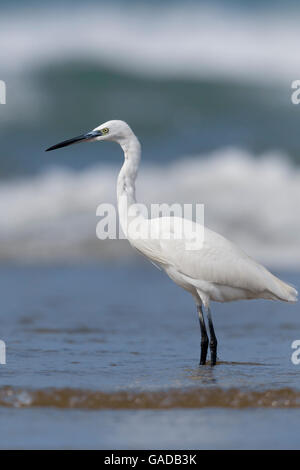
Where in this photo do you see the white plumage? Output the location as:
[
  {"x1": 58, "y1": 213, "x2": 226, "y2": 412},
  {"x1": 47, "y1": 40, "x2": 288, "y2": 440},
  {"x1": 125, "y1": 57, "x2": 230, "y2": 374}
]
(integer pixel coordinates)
[
  {"x1": 47, "y1": 119, "x2": 298, "y2": 365},
  {"x1": 131, "y1": 220, "x2": 297, "y2": 305}
]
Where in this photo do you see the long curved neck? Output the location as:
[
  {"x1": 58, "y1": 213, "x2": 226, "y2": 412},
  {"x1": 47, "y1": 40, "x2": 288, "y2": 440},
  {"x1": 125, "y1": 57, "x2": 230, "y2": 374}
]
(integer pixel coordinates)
[{"x1": 117, "y1": 134, "x2": 142, "y2": 236}]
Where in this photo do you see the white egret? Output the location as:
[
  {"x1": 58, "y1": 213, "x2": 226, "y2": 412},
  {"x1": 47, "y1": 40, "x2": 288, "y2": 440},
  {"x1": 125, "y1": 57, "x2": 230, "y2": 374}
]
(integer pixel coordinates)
[{"x1": 46, "y1": 120, "x2": 298, "y2": 365}]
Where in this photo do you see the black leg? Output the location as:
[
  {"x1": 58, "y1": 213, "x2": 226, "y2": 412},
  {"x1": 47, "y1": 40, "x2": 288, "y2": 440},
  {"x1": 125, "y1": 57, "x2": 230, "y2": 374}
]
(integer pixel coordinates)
[
  {"x1": 197, "y1": 305, "x2": 208, "y2": 365},
  {"x1": 207, "y1": 307, "x2": 218, "y2": 366}
]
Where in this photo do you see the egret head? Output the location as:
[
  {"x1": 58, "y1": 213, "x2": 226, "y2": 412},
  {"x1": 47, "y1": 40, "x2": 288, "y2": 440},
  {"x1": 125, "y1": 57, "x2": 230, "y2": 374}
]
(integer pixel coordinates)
[{"x1": 46, "y1": 120, "x2": 134, "y2": 152}]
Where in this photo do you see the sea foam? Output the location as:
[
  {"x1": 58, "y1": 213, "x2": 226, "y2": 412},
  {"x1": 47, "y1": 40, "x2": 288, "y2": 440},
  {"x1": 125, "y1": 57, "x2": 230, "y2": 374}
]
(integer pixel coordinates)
[{"x1": 0, "y1": 148, "x2": 299, "y2": 267}]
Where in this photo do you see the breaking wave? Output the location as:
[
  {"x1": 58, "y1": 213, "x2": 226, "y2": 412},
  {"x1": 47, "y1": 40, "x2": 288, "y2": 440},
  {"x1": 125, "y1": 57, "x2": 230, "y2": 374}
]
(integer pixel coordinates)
[
  {"x1": 1, "y1": 385, "x2": 300, "y2": 409},
  {"x1": 0, "y1": 148, "x2": 299, "y2": 267}
]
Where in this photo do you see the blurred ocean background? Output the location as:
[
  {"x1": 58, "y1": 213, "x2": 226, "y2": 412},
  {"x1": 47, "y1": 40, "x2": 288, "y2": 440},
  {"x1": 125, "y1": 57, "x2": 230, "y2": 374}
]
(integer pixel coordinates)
[
  {"x1": 0, "y1": 0, "x2": 300, "y2": 450},
  {"x1": 1, "y1": 0, "x2": 300, "y2": 266}
]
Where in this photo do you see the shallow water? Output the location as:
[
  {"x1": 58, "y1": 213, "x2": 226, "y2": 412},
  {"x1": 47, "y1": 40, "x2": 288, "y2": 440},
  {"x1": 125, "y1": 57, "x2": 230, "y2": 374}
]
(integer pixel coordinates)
[
  {"x1": 2, "y1": 408, "x2": 300, "y2": 450},
  {"x1": 0, "y1": 263, "x2": 299, "y2": 448}
]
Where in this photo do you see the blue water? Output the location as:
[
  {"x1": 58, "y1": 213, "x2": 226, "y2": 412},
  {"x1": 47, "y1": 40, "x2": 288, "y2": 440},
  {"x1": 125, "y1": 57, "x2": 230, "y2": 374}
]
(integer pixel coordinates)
[
  {"x1": 2, "y1": 408, "x2": 300, "y2": 450},
  {"x1": 0, "y1": 263, "x2": 299, "y2": 448}
]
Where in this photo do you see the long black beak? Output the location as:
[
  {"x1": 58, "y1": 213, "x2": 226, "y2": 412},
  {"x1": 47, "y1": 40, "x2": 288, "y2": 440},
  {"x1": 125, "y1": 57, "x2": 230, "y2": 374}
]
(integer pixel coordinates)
[{"x1": 46, "y1": 131, "x2": 99, "y2": 152}]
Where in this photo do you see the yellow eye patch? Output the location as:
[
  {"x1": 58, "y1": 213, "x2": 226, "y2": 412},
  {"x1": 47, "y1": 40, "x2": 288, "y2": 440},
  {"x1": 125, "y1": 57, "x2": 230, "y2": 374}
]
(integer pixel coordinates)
[{"x1": 102, "y1": 127, "x2": 109, "y2": 135}]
